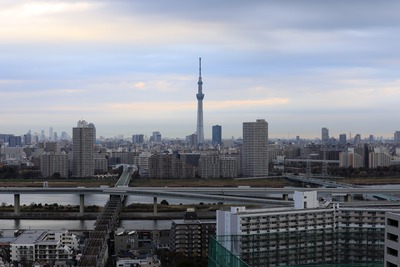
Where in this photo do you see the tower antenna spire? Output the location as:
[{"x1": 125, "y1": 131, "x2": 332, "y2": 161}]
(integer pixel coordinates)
[{"x1": 199, "y1": 57, "x2": 202, "y2": 77}]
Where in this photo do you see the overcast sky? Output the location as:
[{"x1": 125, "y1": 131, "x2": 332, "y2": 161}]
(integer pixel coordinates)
[{"x1": 1, "y1": 1, "x2": 400, "y2": 140}]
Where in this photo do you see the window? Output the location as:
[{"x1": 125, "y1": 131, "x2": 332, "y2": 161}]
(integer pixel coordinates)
[
  {"x1": 387, "y1": 261, "x2": 398, "y2": 267},
  {"x1": 388, "y1": 232, "x2": 399, "y2": 242},
  {"x1": 387, "y1": 247, "x2": 398, "y2": 257},
  {"x1": 388, "y1": 218, "x2": 399, "y2": 228}
]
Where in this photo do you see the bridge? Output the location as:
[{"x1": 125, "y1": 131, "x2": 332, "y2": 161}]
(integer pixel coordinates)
[{"x1": 3, "y1": 184, "x2": 400, "y2": 214}]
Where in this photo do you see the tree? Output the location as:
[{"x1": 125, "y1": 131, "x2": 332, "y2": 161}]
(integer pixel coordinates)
[{"x1": 160, "y1": 199, "x2": 169, "y2": 205}]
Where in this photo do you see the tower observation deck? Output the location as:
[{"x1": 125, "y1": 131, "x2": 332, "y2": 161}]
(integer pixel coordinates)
[{"x1": 196, "y1": 57, "x2": 204, "y2": 145}]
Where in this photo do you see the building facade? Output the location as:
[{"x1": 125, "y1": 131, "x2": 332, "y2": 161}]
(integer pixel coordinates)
[
  {"x1": 40, "y1": 152, "x2": 69, "y2": 178},
  {"x1": 212, "y1": 193, "x2": 395, "y2": 267},
  {"x1": 242, "y1": 119, "x2": 268, "y2": 177},
  {"x1": 322, "y1": 127, "x2": 329, "y2": 143},
  {"x1": 170, "y1": 209, "x2": 215, "y2": 259},
  {"x1": 212, "y1": 125, "x2": 222, "y2": 146},
  {"x1": 72, "y1": 120, "x2": 95, "y2": 177},
  {"x1": 385, "y1": 212, "x2": 400, "y2": 267}
]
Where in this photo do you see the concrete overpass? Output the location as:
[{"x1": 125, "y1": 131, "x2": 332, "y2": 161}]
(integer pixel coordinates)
[{"x1": 2, "y1": 185, "x2": 400, "y2": 215}]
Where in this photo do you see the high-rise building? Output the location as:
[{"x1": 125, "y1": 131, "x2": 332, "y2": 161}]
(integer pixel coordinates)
[
  {"x1": 88, "y1": 122, "x2": 96, "y2": 144},
  {"x1": 152, "y1": 131, "x2": 161, "y2": 143},
  {"x1": 24, "y1": 131, "x2": 32, "y2": 145},
  {"x1": 394, "y1": 131, "x2": 400, "y2": 145},
  {"x1": 354, "y1": 133, "x2": 362, "y2": 145},
  {"x1": 212, "y1": 125, "x2": 222, "y2": 145},
  {"x1": 196, "y1": 57, "x2": 204, "y2": 145},
  {"x1": 132, "y1": 134, "x2": 144, "y2": 144},
  {"x1": 322, "y1": 127, "x2": 329, "y2": 143},
  {"x1": 72, "y1": 120, "x2": 94, "y2": 177},
  {"x1": 339, "y1": 133, "x2": 347, "y2": 145},
  {"x1": 49, "y1": 127, "x2": 53, "y2": 141},
  {"x1": 242, "y1": 119, "x2": 268, "y2": 177}
]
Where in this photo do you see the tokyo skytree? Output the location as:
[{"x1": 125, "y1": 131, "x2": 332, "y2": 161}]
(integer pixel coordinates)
[{"x1": 196, "y1": 57, "x2": 204, "y2": 145}]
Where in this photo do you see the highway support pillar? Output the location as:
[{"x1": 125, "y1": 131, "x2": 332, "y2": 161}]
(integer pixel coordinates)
[
  {"x1": 79, "y1": 194, "x2": 85, "y2": 215},
  {"x1": 14, "y1": 194, "x2": 20, "y2": 215},
  {"x1": 282, "y1": 194, "x2": 289, "y2": 201},
  {"x1": 345, "y1": 194, "x2": 352, "y2": 202},
  {"x1": 153, "y1": 197, "x2": 158, "y2": 215}
]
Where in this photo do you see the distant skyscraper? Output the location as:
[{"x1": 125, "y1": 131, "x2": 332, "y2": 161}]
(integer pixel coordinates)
[
  {"x1": 242, "y1": 119, "x2": 269, "y2": 177},
  {"x1": 354, "y1": 134, "x2": 361, "y2": 145},
  {"x1": 339, "y1": 134, "x2": 347, "y2": 145},
  {"x1": 196, "y1": 57, "x2": 204, "y2": 145},
  {"x1": 321, "y1": 127, "x2": 329, "y2": 143},
  {"x1": 72, "y1": 120, "x2": 94, "y2": 177},
  {"x1": 395, "y1": 131, "x2": 400, "y2": 145},
  {"x1": 132, "y1": 134, "x2": 144, "y2": 144},
  {"x1": 49, "y1": 127, "x2": 53, "y2": 141},
  {"x1": 24, "y1": 131, "x2": 32, "y2": 145},
  {"x1": 152, "y1": 131, "x2": 162, "y2": 143},
  {"x1": 212, "y1": 125, "x2": 222, "y2": 145}
]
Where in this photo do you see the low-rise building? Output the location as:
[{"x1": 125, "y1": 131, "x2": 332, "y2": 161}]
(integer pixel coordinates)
[{"x1": 10, "y1": 230, "x2": 78, "y2": 265}]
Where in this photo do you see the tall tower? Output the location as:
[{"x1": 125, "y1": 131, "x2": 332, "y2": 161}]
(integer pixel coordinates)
[
  {"x1": 321, "y1": 127, "x2": 329, "y2": 143},
  {"x1": 72, "y1": 120, "x2": 94, "y2": 177},
  {"x1": 212, "y1": 125, "x2": 222, "y2": 145},
  {"x1": 196, "y1": 57, "x2": 204, "y2": 145},
  {"x1": 242, "y1": 119, "x2": 269, "y2": 177}
]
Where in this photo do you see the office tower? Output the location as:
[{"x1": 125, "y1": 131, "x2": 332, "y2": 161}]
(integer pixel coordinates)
[
  {"x1": 212, "y1": 125, "x2": 222, "y2": 145},
  {"x1": 24, "y1": 131, "x2": 32, "y2": 145},
  {"x1": 152, "y1": 131, "x2": 161, "y2": 143},
  {"x1": 40, "y1": 130, "x2": 45, "y2": 141},
  {"x1": 196, "y1": 57, "x2": 204, "y2": 145},
  {"x1": 49, "y1": 127, "x2": 53, "y2": 141},
  {"x1": 61, "y1": 131, "x2": 68, "y2": 140},
  {"x1": 354, "y1": 134, "x2": 361, "y2": 145},
  {"x1": 394, "y1": 131, "x2": 400, "y2": 145},
  {"x1": 322, "y1": 127, "x2": 329, "y2": 143},
  {"x1": 339, "y1": 134, "x2": 347, "y2": 145},
  {"x1": 132, "y1": 134, "x2": 144, "y2": 144},
  {"x1": 242, "y1": 119, "x2": 268, "y2": 177},
  {"x1": 8, "y1": 135, "x2": 21, "y2": 147},
  {"x1": 72, "y1": 120, "x2": 94, "y2": 177}
]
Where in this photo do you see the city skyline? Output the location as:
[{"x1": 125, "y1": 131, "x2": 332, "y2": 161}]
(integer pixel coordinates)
[{"x1": 1, "y1": 1, "x2": 400, "y2": 139}]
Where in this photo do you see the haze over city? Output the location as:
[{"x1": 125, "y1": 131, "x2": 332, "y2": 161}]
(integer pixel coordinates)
[{"x1": 1, "y1": 1, "x2": 400, "y2": 139}]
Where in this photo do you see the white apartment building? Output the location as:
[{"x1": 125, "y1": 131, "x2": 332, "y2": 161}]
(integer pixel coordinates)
[
  {"x1": 339, "y1": 149, "x2": 364, "y2": 168},
  {"x1": 385, "y1": 212, "x2": 400, "y2": 267},
  {"x1": 138, "y1": 152, "x2": 153, "y2": 177},
  {"x1": 369, "y1": 151, "x2": 391, "y2": 169},
  {"x1": 10, "y1": 230, "x2": 78, "y2": 265},
  {"x1": 214, "y1": 192, "x2": 398, "y2": 267}
]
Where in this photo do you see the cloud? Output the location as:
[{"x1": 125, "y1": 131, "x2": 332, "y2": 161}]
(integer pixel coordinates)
[{"x1": 133, "y1": 82, "x2": 146, "y2": 90}]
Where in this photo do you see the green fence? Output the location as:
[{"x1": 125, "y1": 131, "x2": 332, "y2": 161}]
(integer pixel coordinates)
[
  {"x1": 208, "y1": 229, "x2": 384, "y2": 267},
  {"x1": 208, "y1": 235, "x2": 250, "y2": 267}
]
